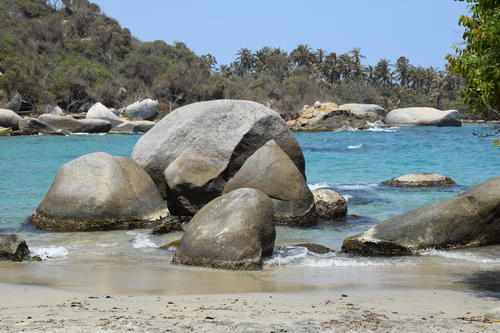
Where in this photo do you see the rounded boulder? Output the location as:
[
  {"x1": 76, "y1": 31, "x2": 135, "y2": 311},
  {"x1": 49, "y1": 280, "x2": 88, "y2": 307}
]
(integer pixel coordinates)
[
  {"x1": 30, "y1": 152, "x2": 169, "y2": 231},
  {"x1": 383, "y1": 173, "x2": 456, "y2": 187},
  {"x1": 312, "y1": 188, "x2": 348, "y2": 219},
  {"x1": 174, "y1": 188, "x2": 276, "y2": 270}
]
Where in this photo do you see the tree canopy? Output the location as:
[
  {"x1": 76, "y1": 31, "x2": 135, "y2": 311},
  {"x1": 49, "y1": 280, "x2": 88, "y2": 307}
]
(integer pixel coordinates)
[{"x1": 446, "y1": 0, "x2": 500, "y2": 119}]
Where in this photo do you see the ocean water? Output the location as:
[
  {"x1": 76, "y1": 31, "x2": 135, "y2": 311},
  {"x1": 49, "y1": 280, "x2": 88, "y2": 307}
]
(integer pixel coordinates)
[{"x1": 0, "y1": 125, "x2": 499, "y2": 282}]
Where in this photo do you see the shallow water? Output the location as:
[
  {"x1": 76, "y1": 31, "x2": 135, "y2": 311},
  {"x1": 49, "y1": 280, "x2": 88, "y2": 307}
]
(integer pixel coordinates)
[{"x1": 0, "y1": 125, "x2": 499, "y2": 294}]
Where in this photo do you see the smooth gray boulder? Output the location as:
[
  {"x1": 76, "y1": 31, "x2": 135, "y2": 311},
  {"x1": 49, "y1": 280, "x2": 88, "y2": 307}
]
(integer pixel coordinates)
[
  {"x1": 0, "y1": 234, "x2": 30, "y2": 261},
  {"x1": 339, "y1": 104, "x2": 386, "y2": 119},
  {"x1": 173, "y1": 188, "x2": 275, "y2": 270},
  {"x1": 383, "y1": 173, "x2": 456, "y2": 187},
  {"x1": 40, "y1": 104, "x2": 64, "y2": 116},
  {"x1": 86, "y1": 102, "x2": 122, "y2": 126},
  {"x1": 312, "y1": 188, "x2": 348, "y2": 219},
  {"x1": 342, "y1": 177, "x2": 500, "y2": 256},
  {"x1": 111, "y1": 120, "x2": 155, "y2": 134},
  {"x1": 0, "y1": 109, "x2": 22, "y2": 130},
  {"x1": 122, "y1": 99, "x2": 158, "y2": 120},
  {"x1": 4, "y1": 93, "x2": 22, "y2": 112},
  {"x1": 132, "y1": 100, "x2": 305, "y2": 215},
  {"x1": 384, "y1": 107, "x2": 462, "y2": 127},
  {"x1": 223, "y1": 140, "x2": 315, "y2": 226},
  {"x1": 38, "y1": 114, "x2": 111, "y2": 133},
  {"x1": 30, "y1": 152, "x2": 169, "y2": 231}
]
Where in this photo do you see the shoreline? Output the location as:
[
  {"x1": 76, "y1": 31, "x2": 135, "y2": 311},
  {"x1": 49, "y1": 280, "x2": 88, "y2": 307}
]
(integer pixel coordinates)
[{"x1": 1, "y1": 282, "x2": 498, "y2": 332}]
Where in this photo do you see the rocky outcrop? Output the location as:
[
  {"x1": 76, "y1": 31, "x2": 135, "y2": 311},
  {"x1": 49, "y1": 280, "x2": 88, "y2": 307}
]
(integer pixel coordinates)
[
  {"x1": 383, "y1": 173, "x2": 456, "y2": 187},
  {"x1": 0, "y1": 109, "x2": 22, "y2": 130},
  {"x1": 0, "y1": 234, "x2": 30, "y2": 261},
  {"x1": 38, "y1": 114, "x2": 111, "y2": 133},
  {"x1": 121, "y1": 99, "x2": 158, "y2": 120},
  {"x1": 150, "y1": 216, "x2": 186, "y2": 234},
  {"x1": 30, "y1": 152, "x2": 169, "y2": 231},
  {"x1": 132, "y1": 99, "x2": 305, "y2": 216},
  {"x1": 223, "y1": 140, "x2": 315, "y2": 226},
  {"x1": 86, "y1": 102, "x2": 122, "y2": 126},
  {"x1": 287, "y1": 102, "x2": 382, "y2": 132},
  {"x1": 342, "y1": 177, "x2": 500, "y2": 256},
  {"x1": 312, "y1": 188, "x2": 348, "y2": 219},
  {"x1": 173, "y1": 188, "x2": 276, "y2": 270},
  {"x1": 384, "y1": 107, "x2": 462, "y2": 127},
  {"x1": 111, "y1": 120, "x2": 155, "y2": 134}
]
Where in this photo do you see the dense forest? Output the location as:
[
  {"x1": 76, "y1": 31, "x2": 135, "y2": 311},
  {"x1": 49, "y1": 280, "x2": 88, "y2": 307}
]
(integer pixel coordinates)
[{"x1": 0, "y1": 0, "x2": 473, "y2": 119}]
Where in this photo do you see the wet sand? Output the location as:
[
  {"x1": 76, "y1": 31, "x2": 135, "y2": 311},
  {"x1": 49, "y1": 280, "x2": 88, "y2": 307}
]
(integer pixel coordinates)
[{"x1": 1, "y1": 256, "x2": 500, "y2": 332}]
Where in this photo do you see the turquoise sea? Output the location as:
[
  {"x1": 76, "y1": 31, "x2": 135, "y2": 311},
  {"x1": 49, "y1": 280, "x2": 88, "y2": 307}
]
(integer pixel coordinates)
[{"x1": 0, "y1": 125, "x2": 499, "y2": 289}]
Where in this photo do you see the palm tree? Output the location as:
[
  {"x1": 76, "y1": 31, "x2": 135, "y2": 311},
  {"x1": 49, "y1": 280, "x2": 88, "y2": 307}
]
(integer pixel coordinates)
[
  {"x1": 236, "y1": 48, "x2": 255, "y2": 75},
  {"x1": 201, "y1": 53, "x2": 217, "y2": 71},
  {"x1": 395, "y1": 56, "x2": 410, "y2": 87},
  {"x1": 348, "y1": 48, "x2": 366, "y2": 81},
  {"x1": 373, "y1": 59, "x2": 393, "y2": 86},
  {"x1": 290, "y1": 44, "x2": 314, "y2": 67}
]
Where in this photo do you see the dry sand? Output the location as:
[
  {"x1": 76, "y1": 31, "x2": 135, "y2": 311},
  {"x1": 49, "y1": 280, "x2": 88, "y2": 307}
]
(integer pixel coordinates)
[{"x1": 1, "y1": 282, "x2": 499, "y2": 332}]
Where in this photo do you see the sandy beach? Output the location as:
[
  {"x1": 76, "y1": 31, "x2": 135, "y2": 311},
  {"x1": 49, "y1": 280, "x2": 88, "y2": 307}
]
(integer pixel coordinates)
[{"x1": 1, "y1": 281, "x2": 499, "y2": 332}]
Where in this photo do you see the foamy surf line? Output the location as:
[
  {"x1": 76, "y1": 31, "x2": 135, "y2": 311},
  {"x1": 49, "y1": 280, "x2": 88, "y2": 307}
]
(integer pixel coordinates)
[
  {"x1": 264, "y1": 246, "x2": 410, "y2": 268},
  {"x1": 31, "y1": 245, "x2": 69, "y2": 260},
  {"x1": 127, "y1": 231, "x2": 158, "y2": 249},
  {"x1": 421, "y1": 249, "x2": 500, "y2": 264},
  {"x1": 348, "y1": 144, "x2": 363, "y2": 149}
]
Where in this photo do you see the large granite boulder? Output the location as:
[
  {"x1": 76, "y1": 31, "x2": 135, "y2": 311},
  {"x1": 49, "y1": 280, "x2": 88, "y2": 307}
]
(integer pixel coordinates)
[
  {"x1": 38, "y1": 114, "x2": 111, "y2": 133},
  {"x1": 312, "y1": 188, "x2": 348, "y2": 219},
  {"x1": 86, "y1": 102, "x2": 122, "y2": 126},
  {"x1": 224, "y1": 140, "x2": 315, "y2": 226},
  {"x1": 0, "y1": 234, "x2": 30, "y2": 261},
  {"x1": 383, "y1": 173, "x2": 456, "y2": 187},
  {"x1": 30, "y1": 152, "x2": 169, "y2": 231},
  {"x1": 0, "y1": 109, "x2": 22, "y2": 130},
  {"x1": 339, "y1": 104, "x2": 386, "y2": 119},
  {"x1": 173, "y1": 188, "x2": 275, "y2": 270},
  {"x1": 122, "y1": 99, "x2": 158, "y2": 120},
  {"x1": 16, "y1": 117, "x2": 66, "y2": 136},
  {"x1": 4, "y1": 93, "x2": 22, "y2": 112},
  {"x1": 342, "y1": 177, "x2": 500, "y2": 256},
  {"x1": 132, "y1": 100, "x2": 305, "y2": 215},
  {"x1": 384, "y1": 107, "x2": 462, "y2": 127}
]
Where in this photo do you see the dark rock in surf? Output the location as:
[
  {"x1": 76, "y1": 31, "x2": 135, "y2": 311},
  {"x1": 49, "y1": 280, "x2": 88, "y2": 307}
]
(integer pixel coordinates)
[{"x1": 0, "y1": 234, "x2": 30, "y2": 261}]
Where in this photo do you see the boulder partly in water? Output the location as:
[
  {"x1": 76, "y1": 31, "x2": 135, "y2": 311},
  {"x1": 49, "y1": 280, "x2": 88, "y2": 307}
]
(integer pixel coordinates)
[
  {"x1": 38, "y1": 114, "x2": 111, "y2": 133},
  {"x1": 30, "y1": 152, "x2": 169, "y2": 231},
  {"x1": 86, "y1": 102, "x2": 122, "y2": 126},
  {"x1": 312, "y1": 188, "x2": 348, "y2": 219},
  {"x1": 173, "y1": 188, "x2": 276, "y2": 270},
  {"x1": 223, "y1": 140, "x2": 315, "y2": 226},
  {"x1": 342, "y1": 177, "x2": 500, "y2": 256},
  {"x1": 383, "y1": 173, "x2": 456, "y2": 187},
  {"x1": 132, "y1": 99, "x2": 305, "y2": 216},
  {"x1": 0, "y1": 234, "x2": 30, "y2": 261},
  {"x1": 384, "y1": 107, "x2": 462, "y2": 127}
]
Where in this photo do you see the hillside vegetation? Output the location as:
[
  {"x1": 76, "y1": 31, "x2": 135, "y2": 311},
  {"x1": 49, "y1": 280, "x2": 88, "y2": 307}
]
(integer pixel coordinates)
[{"x1": 0, "y1": 0, "x2": 470, "y2": 119}]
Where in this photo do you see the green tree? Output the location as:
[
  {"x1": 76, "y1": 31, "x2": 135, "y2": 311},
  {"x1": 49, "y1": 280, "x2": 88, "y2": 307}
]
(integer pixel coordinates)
[{"x1": 446, "y1": 0, "x2": 500, "y2": 118}]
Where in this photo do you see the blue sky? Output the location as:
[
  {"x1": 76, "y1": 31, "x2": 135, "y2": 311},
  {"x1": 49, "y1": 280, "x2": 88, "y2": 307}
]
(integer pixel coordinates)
[{"x1": 92, "y1": 0, "x2": 468, "y2": 69}]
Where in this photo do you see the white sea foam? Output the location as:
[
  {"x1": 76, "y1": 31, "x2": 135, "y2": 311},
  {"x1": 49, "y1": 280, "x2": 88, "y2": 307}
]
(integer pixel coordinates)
[
  {"x1": 97, "y1": 242, "x2": 119, "y2": 248},
  {"x1": 308, "y1": 182, "x2": 331, "y2": 191},
  {"x1": 348, "y1": 144, "x2": 363, "y2": 149},
  {"x1": 343, "y1": 194, "x2": 354, "y2": 201},
  {"x1": 421, "y1": 249, "x2": 500, "y2": 264},
  {"x1": 366, "y1": 121, "x2": 399, "y2": 132},
  {"x1": 335, "y1": 183, "x2": 379, "y2": 190},
  {"x1": 264, "y1": 246, "x2": 404, "y2": 268},
  {"x1": 31, "y1": 245, "x2": 69, "y2": 260},
  {"x1": 127, "y1": 231, "x2": 158, "y2": 249}
]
